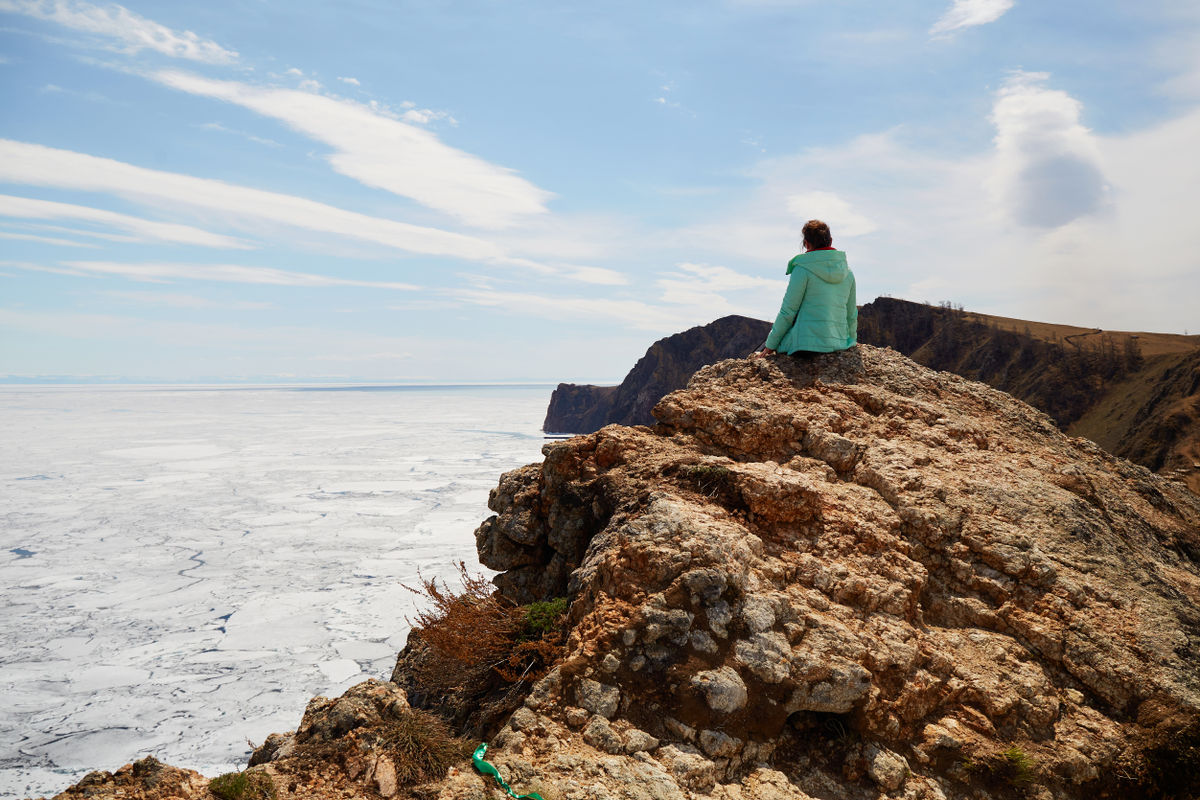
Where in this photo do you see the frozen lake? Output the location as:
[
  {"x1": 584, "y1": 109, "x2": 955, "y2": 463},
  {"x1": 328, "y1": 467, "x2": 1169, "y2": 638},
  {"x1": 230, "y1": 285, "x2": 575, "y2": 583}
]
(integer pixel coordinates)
[{"x1": 0, "y1": 384, "x2": 551, "y2": 798}]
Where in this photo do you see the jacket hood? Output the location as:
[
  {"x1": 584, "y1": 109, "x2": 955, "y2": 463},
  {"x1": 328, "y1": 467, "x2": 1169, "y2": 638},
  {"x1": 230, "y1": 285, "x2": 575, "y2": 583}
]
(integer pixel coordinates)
[{"x1": 786, "y1": 249, "x2": 849, "y2": 283}]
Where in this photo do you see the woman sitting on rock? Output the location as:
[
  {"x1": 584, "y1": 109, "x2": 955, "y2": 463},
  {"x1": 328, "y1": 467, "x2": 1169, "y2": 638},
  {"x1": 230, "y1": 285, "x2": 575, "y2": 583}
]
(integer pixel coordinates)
[{"x1": 754, "y1": 219, "x2": 857, "y2": 358}]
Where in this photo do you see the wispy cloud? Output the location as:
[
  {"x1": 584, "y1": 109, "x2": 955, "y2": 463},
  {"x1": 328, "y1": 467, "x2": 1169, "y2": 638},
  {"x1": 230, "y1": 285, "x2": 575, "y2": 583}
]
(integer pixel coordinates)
[
  {"x1": 0, "y1": 193, "x2": 253, "y2": 248},
  {"x1": 55, "y1": 260, "x2": 421, "y2": 290},
  {"x1": 337, "y1": 76, "x2": 360, "y2": 86},
  {"x1": 0, "y1": 140, "x2": 546, "y2": 268},
  {"x1": 101, "y1": 289, "x2": 273, "y2": 310},
  {"x1": 656, "y1": 262, "x2": 778, "y2": 318},
  {"x1": 0, "y1": 230, "x2": 100, "y2": 247},
  {"x1": 198, "y1": 121, "x2": 281, "y2": 148},
  {"x1": 151, "y1": 70, "x2": 552, "y2": 229},
  {"x1": 930, "y1": 0, "x2": 1014, "y2": 36},
  {"x1": 0, "y1": 0, "x2": 238, "y2": 62},
  {"x1": 564, "y1": 265, "x2": 628, "y2": 285},
  {"x1": 452, "y1": 288, "x2": 693, "y2": 331}
]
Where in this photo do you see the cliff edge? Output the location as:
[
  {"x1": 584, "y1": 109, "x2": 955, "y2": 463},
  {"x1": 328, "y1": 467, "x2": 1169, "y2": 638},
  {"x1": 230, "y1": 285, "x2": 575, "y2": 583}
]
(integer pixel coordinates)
[{"x1": 48, "y1": 345, "x2": 1200, "y2": 800}]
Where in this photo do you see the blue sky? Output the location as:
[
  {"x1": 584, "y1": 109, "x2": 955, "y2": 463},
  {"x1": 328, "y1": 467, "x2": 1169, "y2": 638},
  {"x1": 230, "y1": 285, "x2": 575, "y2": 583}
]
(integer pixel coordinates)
[{"x1": 1, "y1": 0, "x2": 1198, "y2": 382}]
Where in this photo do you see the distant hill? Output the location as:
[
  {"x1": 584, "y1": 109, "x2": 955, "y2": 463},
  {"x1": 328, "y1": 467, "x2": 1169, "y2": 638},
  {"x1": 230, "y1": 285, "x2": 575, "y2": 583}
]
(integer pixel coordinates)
[{"x1": 543, "y1": 300, "x2": 1200, "y2": 493}]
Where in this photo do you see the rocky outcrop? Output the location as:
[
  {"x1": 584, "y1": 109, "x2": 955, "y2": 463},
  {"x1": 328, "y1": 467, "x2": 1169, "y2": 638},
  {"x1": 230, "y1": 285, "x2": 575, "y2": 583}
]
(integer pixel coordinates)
[
  {"x1": 475, "y1": 345, "x2": 1200, "y2": 799},
  {"x1": 543, "y1": 315, "x2": 771, "y2": 433},
  {"x1": 45, "y1": 758, "x2": 209, "y2": 800},
  {"x1": 543, "y1": 383, "x2": 619, "y2": 434},
  {"x1": 858, "y1": 297, "x2": 1200, "y2": 493},
  {"x1": 47, "y1": 345, "x2": 1200, "y2": 800}
]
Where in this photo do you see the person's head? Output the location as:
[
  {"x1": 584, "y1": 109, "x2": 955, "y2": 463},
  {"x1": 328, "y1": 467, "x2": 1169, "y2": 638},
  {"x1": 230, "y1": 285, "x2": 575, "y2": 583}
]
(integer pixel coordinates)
[{"x1": 802, "y1": 219, "x2": 833, "y2": 251}]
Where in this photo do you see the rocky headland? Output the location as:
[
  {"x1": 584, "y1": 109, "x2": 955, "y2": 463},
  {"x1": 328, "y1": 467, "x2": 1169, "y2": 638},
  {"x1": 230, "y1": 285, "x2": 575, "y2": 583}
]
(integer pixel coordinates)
[
  {"x1": 543, "y1": 315, "x2": 771, "y2": 434},
  {"x1": 44, "y1": 346, "x2": 1200, "y2": 800}
]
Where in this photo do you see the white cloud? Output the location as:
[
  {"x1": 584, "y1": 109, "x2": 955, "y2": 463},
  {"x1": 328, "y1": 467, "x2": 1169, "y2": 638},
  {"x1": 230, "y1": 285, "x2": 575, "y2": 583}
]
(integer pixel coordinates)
[
  {"x1": 0, "y1": 0, "x2": 237, "y2": 62},
  {"x1": 55, "y1": 260, "x2": 421, "y2": 290},
  {"x1": 151, "y1": 70, "x2": 552, "y2": 229},
  {"x1": 656, "y1": 262, "x2": 779, "y2": 317},
  {"x1": 401, "y1": 107, "x2": 457, "y2": 126},
  {"x1": 564, "y1": 265, "x2": 628, "y2": 285},
  {"x1": 452, "y1": 288, "x2": 694, "y2": 331},
  {"x1": 930, "y1": 0, "x2": 1014, "y2": 36},
  {"x1": 692, "y1": 74, "x2": 1200, "y2": 334},
  {"x1": 198, "y1": 122, "x2": 281, "y2": 148},
  {"x1": 337, "y1": 76, "x2": 360, "y2": 86},
  {"x1": 101, "y1": 289, "x2": 273, "y2": 310},
  {"x1": 0, "y1": 230, "x2": 100, "y2": 247},
  {"x1": 784, "y1": 191, "x2": 878, "y2": 237},
  {"x1": 0, "y1": 140, "x2": 546, "y2": 268},
  {"x1": 0, "y1": 193, "x2": 253, "y2": 248},
  {"x1": 990, "y1": 71, "x2": 1108, "y2": 228}
]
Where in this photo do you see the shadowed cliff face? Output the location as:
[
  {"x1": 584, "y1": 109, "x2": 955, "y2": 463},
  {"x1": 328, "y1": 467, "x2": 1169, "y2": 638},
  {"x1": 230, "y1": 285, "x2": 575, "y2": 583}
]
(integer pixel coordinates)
[{"x1": 543, "y1": 315, "x2": 771, "y2": 434}]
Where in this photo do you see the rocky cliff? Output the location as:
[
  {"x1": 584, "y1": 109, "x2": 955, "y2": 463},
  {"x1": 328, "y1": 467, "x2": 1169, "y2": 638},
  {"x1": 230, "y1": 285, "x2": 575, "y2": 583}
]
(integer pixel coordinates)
[
  {"x1": 543, "y1": 315, "x2": 771, "y2": 433},
  {"x1": 545, "y1": 300, "x2": 1200, "y2": 493},
  {"x1": 46, "y1": 346, "x2": 1200, "y2": 800}
]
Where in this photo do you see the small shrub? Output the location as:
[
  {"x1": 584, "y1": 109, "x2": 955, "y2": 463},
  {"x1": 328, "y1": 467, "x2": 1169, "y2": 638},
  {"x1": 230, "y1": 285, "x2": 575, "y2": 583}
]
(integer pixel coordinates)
[
  {"x1": 522, "y1": 597, "x2": 569, "y2": 638},
  {"x1": 209, "y1": 770, "x2": 275, "y2": 800},
  {"x1": 404, "y1": 562, "x2": 524, "y2": 694},
  {"x1": 375, "y1": 709, "x2": 475, "y2": 785},
  {"x1": 679, "y1": 464, "x2": 736, "y2": 499},
  {"x1": 404, "y1": 565, "x2": 568, "y2": 693}
]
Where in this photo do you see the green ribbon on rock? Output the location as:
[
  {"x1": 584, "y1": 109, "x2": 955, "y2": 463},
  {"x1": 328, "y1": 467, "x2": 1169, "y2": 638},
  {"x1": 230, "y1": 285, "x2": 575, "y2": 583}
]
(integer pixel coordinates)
[{"x1": 472, "y1": 742, "x2": 545, "y2": 800}]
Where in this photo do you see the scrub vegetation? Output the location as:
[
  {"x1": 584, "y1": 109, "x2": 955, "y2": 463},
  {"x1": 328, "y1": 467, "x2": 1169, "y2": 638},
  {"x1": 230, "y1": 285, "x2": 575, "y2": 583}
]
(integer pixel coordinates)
[
  {"x1": 404, "y1": 563, "x2": 569, "y2": 695},
  {"x1": 208, "y1": 770, "x2": 276, "y2": 800}
]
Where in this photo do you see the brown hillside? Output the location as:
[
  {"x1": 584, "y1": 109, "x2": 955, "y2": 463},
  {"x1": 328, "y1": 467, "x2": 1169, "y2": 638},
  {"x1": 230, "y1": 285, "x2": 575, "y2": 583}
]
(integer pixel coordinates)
[{"x1": 858, "y1": 298, "x2": 1200, "y2": 493}]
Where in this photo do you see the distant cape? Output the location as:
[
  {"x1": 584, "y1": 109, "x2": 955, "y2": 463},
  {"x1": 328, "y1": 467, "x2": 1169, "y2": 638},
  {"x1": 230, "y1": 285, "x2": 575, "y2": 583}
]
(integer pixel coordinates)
[{"x1": 542, "y1": 314, "x2": 772, "y2": 434}]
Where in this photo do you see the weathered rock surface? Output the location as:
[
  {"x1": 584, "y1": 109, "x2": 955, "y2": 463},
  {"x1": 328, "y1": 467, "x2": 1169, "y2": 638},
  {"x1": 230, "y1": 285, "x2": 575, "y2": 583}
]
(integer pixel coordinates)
[
  {"x1": 476, "y1": 346, "x2": 1200, "y2": 799},
  {"x1": 46, "y1": 345, "x2": 1200, "y2": 800},
  {"x1": 45, "y1": 757, "x2": 209, "y2": 800}
]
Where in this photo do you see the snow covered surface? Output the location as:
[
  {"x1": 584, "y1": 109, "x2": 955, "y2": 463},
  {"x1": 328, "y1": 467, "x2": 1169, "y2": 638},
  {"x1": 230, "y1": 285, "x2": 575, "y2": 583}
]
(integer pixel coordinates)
[{"x1": 0, "y1": 384, "x2": 550, "y2": 798}]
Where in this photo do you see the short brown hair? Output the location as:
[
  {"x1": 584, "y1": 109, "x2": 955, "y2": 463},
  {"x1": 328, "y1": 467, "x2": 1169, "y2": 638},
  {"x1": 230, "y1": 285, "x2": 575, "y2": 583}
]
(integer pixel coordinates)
[{"x1": 802, "y1": 219, "x2": 832, "y2": 249}]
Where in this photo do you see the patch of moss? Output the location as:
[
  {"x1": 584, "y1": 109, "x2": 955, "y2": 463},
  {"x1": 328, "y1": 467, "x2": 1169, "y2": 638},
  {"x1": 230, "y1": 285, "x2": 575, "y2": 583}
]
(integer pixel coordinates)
[
  {"x1": 522, "y1": 597, "x2": 568, "y2": 638},
  {"x1": 209, "y1": 770, "x2": 275, "y2": 800}
]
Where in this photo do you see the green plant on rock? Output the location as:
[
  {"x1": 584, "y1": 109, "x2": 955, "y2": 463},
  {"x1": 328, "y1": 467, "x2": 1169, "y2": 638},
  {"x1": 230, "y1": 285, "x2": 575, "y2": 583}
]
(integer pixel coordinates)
[
  {"x1": 1002, "y1": 746, "x2": 1036, "y2": 786},
  {"x1": 679, "y1": 464, "x2": 735, "y2": 498},
  {"x1": 209, "y1": 770, "x2": 276, "y2": 800},
  {"x1": 522, "y1": 597, "x2": 568, "y2": 639}
]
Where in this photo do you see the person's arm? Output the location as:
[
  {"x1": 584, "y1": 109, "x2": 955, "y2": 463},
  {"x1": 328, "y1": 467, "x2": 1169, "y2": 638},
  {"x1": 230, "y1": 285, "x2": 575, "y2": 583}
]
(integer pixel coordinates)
[
  {"x1": 763, "y1": 268, "x2": 809, "y2": 351},
  {"x1": 846, "y1": 273, "x2": 858, "y2": 345}
]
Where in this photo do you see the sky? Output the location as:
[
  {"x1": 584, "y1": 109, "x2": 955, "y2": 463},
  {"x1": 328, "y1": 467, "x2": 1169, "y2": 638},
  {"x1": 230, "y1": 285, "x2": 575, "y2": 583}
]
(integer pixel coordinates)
[{"x1": 0, "y1": 0, "x2": 1198, "y2": 383}]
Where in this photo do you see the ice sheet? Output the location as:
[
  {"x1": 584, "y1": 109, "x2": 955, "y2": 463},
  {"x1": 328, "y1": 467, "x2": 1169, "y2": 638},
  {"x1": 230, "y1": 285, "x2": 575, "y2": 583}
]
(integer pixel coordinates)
[{"x1": 0, "y1": 384, "x2": 549, "y2": 798}]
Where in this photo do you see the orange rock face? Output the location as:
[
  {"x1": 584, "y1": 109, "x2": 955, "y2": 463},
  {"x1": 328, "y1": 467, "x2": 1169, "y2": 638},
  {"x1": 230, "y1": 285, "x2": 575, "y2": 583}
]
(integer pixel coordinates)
[{"x1": 473, "y1": 346, "x2": 1200, "y2": 798}]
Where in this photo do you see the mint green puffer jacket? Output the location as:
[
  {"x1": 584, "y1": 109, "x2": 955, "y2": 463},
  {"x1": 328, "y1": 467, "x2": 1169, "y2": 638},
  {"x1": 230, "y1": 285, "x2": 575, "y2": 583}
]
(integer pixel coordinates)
[{"x1": 763, "y1": 249, "x2": 857, "y2": 353}]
